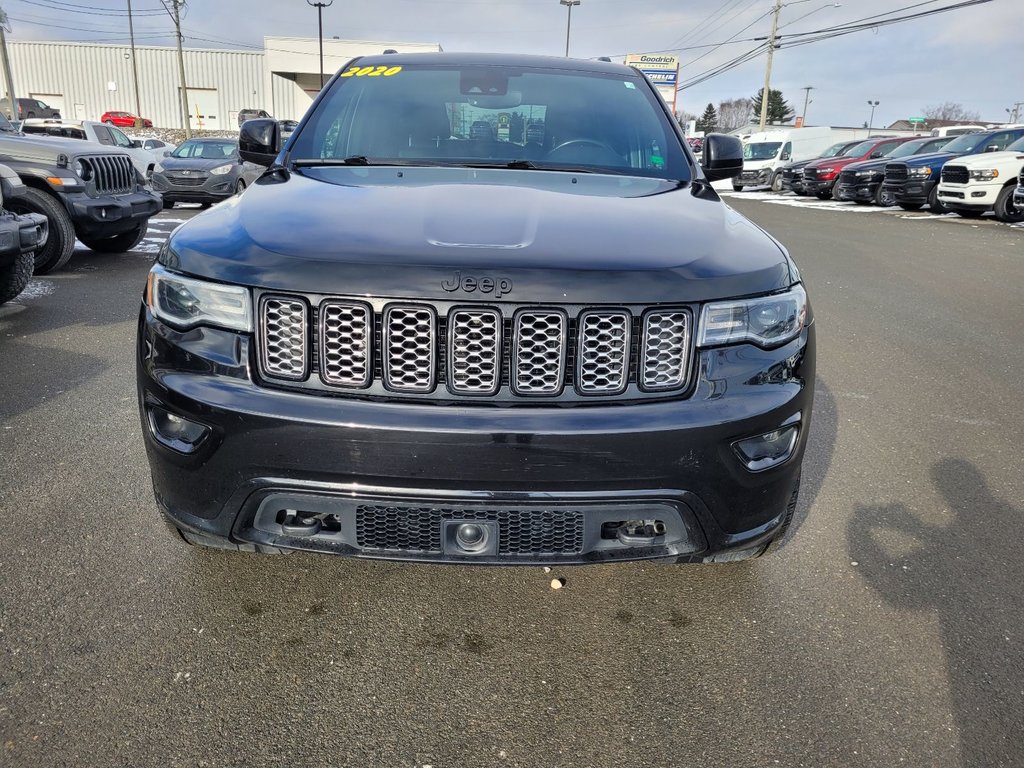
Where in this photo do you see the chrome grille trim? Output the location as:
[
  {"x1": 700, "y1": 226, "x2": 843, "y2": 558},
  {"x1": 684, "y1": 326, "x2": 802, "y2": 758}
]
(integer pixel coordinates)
[
  {"x1": 447, "y1": 308, "x2": 501, "y2": 395},
  {"x1": 319, "y1": 301, "x2": 372, "y2": 388},
  {"x1": 512, "y1": 309, "x2": 567, "y2": 396},
  {"x1": 259, "y1": 296, "x2": 309, "y2": 381},
  {"x1": 640, "y1": 309, "x2": 692, "y2": 391},
  {"x1": 576, "y1": 310, "x2": 630, "y2": 395},
  {"x1": 382, "y1": 304, "x2": 436, "y2": 393}
]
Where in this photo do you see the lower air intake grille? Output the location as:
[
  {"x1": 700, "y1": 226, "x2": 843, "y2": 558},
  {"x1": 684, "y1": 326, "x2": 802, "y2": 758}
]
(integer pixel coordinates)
[{"x1": 354, "y1": 505, "x2": 585, "y2": 555}]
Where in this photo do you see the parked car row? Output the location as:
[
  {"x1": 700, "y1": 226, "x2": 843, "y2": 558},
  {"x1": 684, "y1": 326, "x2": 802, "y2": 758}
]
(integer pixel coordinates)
[{"x1": 746, "y1": 125, "x2": 1024, "y2": 223}]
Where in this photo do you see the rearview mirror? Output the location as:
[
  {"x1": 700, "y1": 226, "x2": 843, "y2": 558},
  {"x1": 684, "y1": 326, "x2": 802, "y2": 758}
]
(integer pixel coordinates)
[
  {"x1": 700, "y1": 133, "x2": 744, "y2": 182},
  {"x1": 239, "y1": 118, "x2": 280, "y2": 167}
]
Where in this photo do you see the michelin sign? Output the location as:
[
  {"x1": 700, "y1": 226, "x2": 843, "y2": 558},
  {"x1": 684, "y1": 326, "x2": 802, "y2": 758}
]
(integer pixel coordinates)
[{"x1": 624, "y1": 54, "x2": 680, "y2": 113}]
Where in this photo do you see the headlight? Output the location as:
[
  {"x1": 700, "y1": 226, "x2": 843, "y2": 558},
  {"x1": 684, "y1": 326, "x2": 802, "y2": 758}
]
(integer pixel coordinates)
[
  {"x1": 969, "y1": 169, "x2": 999, "y2": 181},
  {"x1": 146, "y1": 264, "x2": 252, "y2": 332},
  {"x1": 74, "y1": 158, "x2": 93, "y2": 180},
  {"x1": 699, "y1": 284, "x2": 808, "y2": 349},
  {"x1": 909, "y1": 167, "x2": 932, "y2": 178},
  {"x1": 209, "y1": 163, "x2": 233, "y2": 176},
  {"x1": 152, "y1": 162, "x2": 164, "y2": 174}
]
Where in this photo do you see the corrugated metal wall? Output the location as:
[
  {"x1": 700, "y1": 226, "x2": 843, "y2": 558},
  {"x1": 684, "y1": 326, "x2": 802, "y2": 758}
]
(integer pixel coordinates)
[{"x1": 7, "y1": 41, "x2": 265, "y2": 130}]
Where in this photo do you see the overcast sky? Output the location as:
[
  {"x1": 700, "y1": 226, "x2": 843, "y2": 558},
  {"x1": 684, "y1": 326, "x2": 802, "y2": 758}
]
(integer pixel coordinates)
[{"x1": 7, "y1": 0, "x2": 1022, "y2": 127}]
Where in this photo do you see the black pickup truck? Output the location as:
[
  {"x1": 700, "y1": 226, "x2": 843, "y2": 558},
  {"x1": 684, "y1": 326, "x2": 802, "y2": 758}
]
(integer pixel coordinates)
[
  {"x1": 0, "y1": 165, "x2": 48, "y2": 304},
  {"x1": 0, "y1": 112, "x2": 161, "y2": 274}
]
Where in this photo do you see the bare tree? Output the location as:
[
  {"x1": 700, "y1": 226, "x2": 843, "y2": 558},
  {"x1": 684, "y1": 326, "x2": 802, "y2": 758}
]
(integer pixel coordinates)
[
  {"x1": 923, "y1": 102, "x2": 981, "y2": 122},
  {"x1": 717, "y1": 98, "x2": 752, "y2": 133}
]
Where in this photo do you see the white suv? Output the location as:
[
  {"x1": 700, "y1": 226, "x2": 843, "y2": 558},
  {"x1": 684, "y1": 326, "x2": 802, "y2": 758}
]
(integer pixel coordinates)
[{"x1": 936, "y1": 133, "x2": 1024, "y2": 223}]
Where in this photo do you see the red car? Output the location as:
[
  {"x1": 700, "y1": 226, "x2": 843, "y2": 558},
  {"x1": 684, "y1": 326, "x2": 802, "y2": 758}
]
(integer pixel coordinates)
[
  {"x1": 801, "y1": 135, "x2": 915, "y2": 200},
  {"x1": 100, "y1": 111, "x2": 153, "y2": 128}
]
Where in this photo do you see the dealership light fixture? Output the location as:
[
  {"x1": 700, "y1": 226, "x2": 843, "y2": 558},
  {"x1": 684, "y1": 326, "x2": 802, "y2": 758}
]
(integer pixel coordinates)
[{"x1": 559, "y1": 0, "x2": 581, "y2": 58}]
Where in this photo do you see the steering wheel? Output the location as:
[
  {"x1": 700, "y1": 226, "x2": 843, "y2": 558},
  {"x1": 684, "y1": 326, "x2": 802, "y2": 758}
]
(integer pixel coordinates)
[{"x1": 545, "y1": 138, "x2": 621, "y2": 165}]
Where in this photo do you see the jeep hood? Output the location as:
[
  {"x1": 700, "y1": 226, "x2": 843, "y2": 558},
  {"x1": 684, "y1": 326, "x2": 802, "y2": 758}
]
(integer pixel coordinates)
[
  {"x1": 163, "y1": 167, "x2": 795, "y2": 304},
  {"x1": 0, "y1": 132, "x2": 123, "y2": 161}
]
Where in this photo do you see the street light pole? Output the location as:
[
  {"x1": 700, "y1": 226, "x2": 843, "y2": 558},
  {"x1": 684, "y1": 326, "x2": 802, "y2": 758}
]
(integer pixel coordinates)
[
  {"x1": 307, "y1": 0, "x2": 334, "y2": 89},
  {"x1": 127, "y1": 0, "x2": 143, "y2": 119},
  {"x1": 559, "y1": 0, "x2": 580, "y2": 58},
  {"x1": 867, "y1": 100, "x2": 880, "y2": 133},
  {"x1": 801, "y1": 85, "x2": 815, "y2": 125}
]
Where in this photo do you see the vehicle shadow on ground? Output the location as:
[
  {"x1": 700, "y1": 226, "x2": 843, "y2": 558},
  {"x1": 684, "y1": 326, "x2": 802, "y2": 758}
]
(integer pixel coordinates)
[{"x1": 849, "y1": 458, "x2": 1024, "y2": 766}]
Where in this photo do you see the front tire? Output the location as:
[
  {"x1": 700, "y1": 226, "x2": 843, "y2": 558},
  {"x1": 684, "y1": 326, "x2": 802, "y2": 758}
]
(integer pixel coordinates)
[
  {"x1": 4, "y1": 187, "x2": 76, "y2": 274},
  {"x1": 953, "y1": 209, "x2": 985, "y2": 219},
  {"x1": 78, "y1": 222, "x2": 147, "y2": 253},
  {"x1": 732, "y1": 184, "x2": 743, "y2": 192},
  {"x1": 994, "y1": 185, "x2": 1024, "y2": 223},
  {"x1": 0, "y1": 251, "x2": 34, "y2": 304},
  {"x1": 927, "y1": 186, "x2": 951, "y2": 214},
  {"x1": 770, "y1": 172, "x2": 783, "y2": 193},
  {"x1": 234, "y1": 179, "x2": 246, "y2": 196},
  {"x1": 816, "y1": 189, "x2": 832, "y2": 200},
  {"x1": 162, "y1": 200, "x2": 175, "y2": 210},
  {"x1": 898, "y1": 202, "x2": 923, "y2": 211},
  {"x1": 875, "y1": 184, "x2": 893, "y2": 207}
]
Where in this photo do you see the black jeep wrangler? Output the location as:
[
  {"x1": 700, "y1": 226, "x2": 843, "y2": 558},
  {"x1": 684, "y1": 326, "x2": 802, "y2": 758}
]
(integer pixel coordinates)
[
  {"x1": 138, "y1": 53, "x2": 815, "y2": 565},
  {"x1": 0, "y1": 165, "x2": 48, "y2": 304},
  {"x1": 0, "y1": 112, "x2": 161, "y2": 274}
]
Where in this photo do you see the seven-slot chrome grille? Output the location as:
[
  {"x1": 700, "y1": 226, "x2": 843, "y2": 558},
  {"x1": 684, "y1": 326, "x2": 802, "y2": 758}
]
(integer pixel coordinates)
[
  {"x1": 256, "y1": 294, "x2": 694, "y2": 404},
  {"x1": 80, "y1": 154, "x2": 135, "y2": 195}
]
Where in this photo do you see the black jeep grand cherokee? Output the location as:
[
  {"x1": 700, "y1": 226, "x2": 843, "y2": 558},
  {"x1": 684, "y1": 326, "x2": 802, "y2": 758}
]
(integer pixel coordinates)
[{"x1": 138, "y1": 54, "x2": 815, "y2": 565}]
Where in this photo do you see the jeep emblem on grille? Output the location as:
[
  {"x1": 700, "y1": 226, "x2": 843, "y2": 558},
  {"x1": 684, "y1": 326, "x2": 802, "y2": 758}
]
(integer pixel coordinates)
[{"x1": 441, "y1": 272, "x2": 512, "y2": 298}]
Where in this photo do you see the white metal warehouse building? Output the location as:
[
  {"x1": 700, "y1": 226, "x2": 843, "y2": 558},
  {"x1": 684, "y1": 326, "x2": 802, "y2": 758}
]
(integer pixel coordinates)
[{"x1": 6, "y1": 36, "x2": 442, "y2": 130}]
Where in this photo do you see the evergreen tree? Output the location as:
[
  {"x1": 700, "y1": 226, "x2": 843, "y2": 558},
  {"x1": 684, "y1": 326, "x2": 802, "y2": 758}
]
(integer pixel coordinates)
[
  {"x1": 750, "y1": 88, "x2": 796, "y2": 125},
  {"x1": 696, "y1": 103, "x2": 718, "y2": 133}
]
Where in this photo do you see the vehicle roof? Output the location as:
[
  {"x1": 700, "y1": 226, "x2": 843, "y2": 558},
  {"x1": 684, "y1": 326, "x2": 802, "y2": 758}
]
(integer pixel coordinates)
[{"x1": 345, "y1": 51, "x2": 638, "y2": 77}]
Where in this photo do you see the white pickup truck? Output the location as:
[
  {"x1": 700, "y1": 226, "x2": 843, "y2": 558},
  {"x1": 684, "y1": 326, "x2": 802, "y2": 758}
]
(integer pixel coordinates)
[
  {"x1": 936, "y1": 133, "x2": 1024, "y2": 223},
  {"x1": 19, "y1": 118, "x2": 157, "y2": 178}
]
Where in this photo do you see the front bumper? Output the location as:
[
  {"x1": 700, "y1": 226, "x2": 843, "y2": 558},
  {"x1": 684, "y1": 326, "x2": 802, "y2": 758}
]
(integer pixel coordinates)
[
  {"x1": 884, "y1": 178, "x2": 935, "y2": 206},
  {"x1": 67, "y1": 190, "x2": 161, "y2": 238},
  {"x1": 737, "y1": 169, "x2": 772, "y2": 188},
  {"x1": 802, "y1": 178, "x2": 834, "y2": 195},
  {"x1": 0, "y1": 210, "x2": 48, "y2": 267},
  {"x1": 937, "y1": 181, "x2": 999, "y2": 208},
  {"x1": 152, "y1": 173, "x2": 236, "y2": 204},
  {"x1": 835, "y1": 179, "x2": 880, "y2": 202},
  {"x1": 137, "y1": 308, "x2": 815, "y2": 564}
]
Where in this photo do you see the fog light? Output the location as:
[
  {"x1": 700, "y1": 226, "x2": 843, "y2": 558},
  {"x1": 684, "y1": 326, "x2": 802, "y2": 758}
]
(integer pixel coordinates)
[
  {"x1": 147, "y1": 407, "x2": 210, "y2": 453},
  {"x1": 733, "y1": 425, "x2": 798, "y2": 471},
  {"x1": 971, "y1": 191, "x2": 985, "y2": 198},
  {"x1": 455, "y1": 523, "x2": 489, "y2": 553}
]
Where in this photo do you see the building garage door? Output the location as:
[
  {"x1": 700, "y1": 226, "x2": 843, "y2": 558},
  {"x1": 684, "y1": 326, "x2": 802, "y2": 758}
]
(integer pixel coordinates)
[{"x1": 182, "y1": 88, "x2": 219, "y2": 130}]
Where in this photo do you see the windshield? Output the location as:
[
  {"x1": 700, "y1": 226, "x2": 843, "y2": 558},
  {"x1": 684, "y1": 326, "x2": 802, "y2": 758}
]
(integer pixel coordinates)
[
  {"x1": 743, "y1": 142, "x2": 782, "y2": 161},
  {"x1": 843, "y1": 140, "x2": 876, "y2": 157},
  {"x1": 941, "y1": 132, "x2": 990, "y2": 153},
  {"x1": 172, "y1": 140, "x2": 238, "y2": 159},
  {"x1": 288, "y1": 63, "x2": 689, "y2": 181},
  {"x1": 887, "y1": 138, "x2": 939, "y2": 158},
  {"x1": 821, "y1": 142, "x2": 853, "y2": 158}
]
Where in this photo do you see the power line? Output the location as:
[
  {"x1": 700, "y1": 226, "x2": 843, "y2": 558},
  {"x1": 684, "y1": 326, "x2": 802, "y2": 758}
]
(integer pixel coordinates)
[{"x1": 14, "y1": 0, "x2": 166, "y2": 15}]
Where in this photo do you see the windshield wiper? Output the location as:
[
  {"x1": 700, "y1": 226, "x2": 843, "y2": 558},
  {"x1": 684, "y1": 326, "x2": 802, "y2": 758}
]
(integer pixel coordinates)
[
  {"x1": 456, "y1": 160, "x2": 599, "y2": 173},
  {"x1": 293, "y1": 156, "x2": 420, "y2": 167}
]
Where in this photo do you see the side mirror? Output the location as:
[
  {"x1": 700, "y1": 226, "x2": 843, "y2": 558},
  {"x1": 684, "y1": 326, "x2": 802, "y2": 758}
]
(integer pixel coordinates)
[
  {"x1": 700, "y1": 134, "x2": 744, "y2": 182},
  {"x1": 130, "y1": 140, "x2": 142, "y2": 148},
  {"x1": 162, "y1": 150, "x2": 171, "y2": 157},
  {"x1": 781, "y1": 151, "x2": 791, "y2": 161},
  {"x1": 984, "y1": 144, "x2": 1000, "y2": 153},
  {"x1": 239, "y1": 118, "x2": 280, "y2": 167}
]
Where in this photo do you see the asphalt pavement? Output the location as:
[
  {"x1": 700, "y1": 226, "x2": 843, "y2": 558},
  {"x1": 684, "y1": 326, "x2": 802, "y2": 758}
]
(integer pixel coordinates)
[{"x1": 1, "y1": 197, "x2": 1022, "y2": 767}]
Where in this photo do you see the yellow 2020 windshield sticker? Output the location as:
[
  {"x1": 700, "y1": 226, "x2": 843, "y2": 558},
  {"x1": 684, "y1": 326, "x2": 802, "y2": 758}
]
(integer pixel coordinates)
[{"x1": 339, "y1": 65, "x2": 402, "y2": 78}]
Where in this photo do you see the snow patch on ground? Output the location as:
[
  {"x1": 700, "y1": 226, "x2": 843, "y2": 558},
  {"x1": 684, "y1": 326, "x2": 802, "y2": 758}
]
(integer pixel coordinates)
[{"x1": 17, "y1": 280, "x2": 56, "y2": 300}]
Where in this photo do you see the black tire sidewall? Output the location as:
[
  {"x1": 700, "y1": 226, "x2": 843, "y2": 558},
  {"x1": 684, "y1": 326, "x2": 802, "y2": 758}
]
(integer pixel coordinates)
[
  {"x1": 995, "y1": 186, "x2": 1024, "y2": 223},
  {"x1": 5, "y1": 187, "x2": 76, "y2": 274},
  {"x1": 0, "y1": 251, "x2": 34, "y2": 304}
]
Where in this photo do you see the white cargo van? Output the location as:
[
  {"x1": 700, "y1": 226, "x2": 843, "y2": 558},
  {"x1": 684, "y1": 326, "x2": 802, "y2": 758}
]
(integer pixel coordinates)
[
  {"x1": 930, "y1": 125, "x2": 985, "y2": 137},
  {"x1": 734, "y1": 126, "x2": 841, "y2": 191}
]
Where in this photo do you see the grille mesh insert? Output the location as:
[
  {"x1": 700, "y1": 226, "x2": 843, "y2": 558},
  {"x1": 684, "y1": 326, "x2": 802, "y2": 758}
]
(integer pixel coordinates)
[
  {"x1": 355, "y1": 505, "x2": 585, "y2": 554},
  {"x1": 320, "y1": 301, "x2": 371, "y2": 387},
  {"x1": 259, "y1": 297, "x2": 308, "y2": 380},
  {"x1": 577, "y1": 311, "x2": 630, "y2": 394},
  {"x1": 513, "y1": 311, "x2": 567, "y2": 395},
  {"x1": 448, "y1": 309, "x2": 501, "y2": 394},
  {"x1": 383, "y1": 305, "x2": 436, "y2": 392},
  {"x1": 641, "y1": 310, "x2": 691, "y2": 390}
]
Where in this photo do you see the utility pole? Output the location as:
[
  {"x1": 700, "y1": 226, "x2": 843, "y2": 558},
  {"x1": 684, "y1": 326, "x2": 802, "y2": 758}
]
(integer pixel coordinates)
[
  {"x1": 758, "y1": 0, "x2": 783, "y2": 131},
  {"x1": 307, "y1": 1, "x2": 333, "y2": 89},
  {"x1": 800, "y1": 85, "x2": 814, "y2": 125},
  {"x1": 867, "y1": 100, "x2": 879, "y2": 133},
  {"x1": 1008, "y1": 102, "x2": 1024, "y2": 123},
  {"x1": 127, "y1": 0, "x2": 142, "y2": 119},
  {"x1": 161, "y1": 1, "x2": 191, "y2": 137},
  {"x1": 559, "y1": 0, "x2": 580, "y2": 58},
  {"x1": 0, "y1": 5, "x2": 17, "y2": 121}
]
